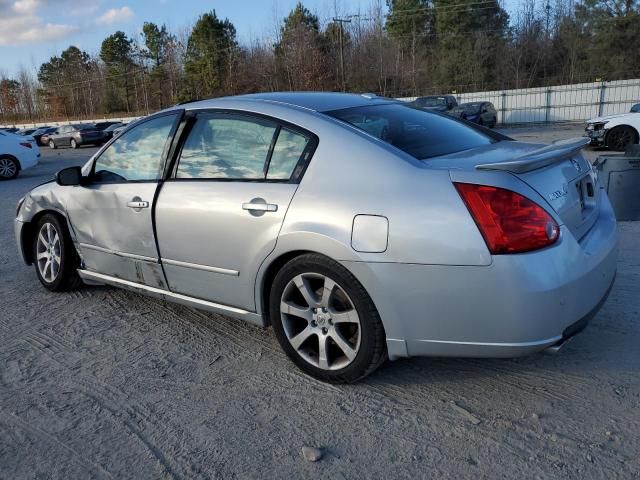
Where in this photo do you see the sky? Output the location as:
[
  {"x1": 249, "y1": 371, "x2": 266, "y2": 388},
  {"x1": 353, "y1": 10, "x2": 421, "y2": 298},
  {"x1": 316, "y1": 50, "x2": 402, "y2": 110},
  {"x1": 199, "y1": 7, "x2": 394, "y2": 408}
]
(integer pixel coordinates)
[{"x1": 0, "y1": 0, "x2": 519, "y2": 77}]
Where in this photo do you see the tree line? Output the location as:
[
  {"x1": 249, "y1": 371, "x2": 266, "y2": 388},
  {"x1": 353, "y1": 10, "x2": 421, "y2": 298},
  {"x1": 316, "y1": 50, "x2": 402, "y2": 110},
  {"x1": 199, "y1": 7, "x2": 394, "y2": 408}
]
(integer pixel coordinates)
[{"x1": 1, "y1": 0, "x2": 639, "y2": 124}]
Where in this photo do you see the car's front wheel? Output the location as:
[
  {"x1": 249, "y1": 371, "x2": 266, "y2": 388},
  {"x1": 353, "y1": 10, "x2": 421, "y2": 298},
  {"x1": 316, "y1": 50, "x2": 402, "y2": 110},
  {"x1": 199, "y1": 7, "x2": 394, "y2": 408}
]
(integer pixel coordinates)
[
  {"x1": 70, "y1": 138, "x2": 77, "y2": 149},
  {"x1": 49, "y1": 140, "x2": 56, "y2": 149},
  {"x1": 33, "y1": 214, "x2": 82, "y2": 291},
  {"x1": 0, "y1": 156, "x2": 19, "y2": 180},
  {"x1": 270, "y1": 254, "x2": 386, "y2": 383},
  {"x1": 606, "y1": 125, "x2": 638, "y2": 151}
]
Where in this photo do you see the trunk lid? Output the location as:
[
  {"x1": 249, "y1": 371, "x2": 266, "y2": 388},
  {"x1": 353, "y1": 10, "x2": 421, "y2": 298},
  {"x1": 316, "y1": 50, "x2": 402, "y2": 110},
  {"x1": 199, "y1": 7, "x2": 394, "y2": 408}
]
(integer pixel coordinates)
[{"x1": 430, "y1": 138, "x2": 600, "y2": 240}]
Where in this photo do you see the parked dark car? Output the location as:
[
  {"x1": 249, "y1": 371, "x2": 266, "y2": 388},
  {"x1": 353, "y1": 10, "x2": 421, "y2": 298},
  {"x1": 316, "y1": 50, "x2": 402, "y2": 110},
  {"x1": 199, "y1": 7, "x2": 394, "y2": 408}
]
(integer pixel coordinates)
[
  {"x1": 16, "y1": 128, "x2": 38, "y2": 136},
  {"x1": 34, "y1": 127, "x2": 56, "y2": 146},
  {"x1": 47, "y1": 124, "x2": 108, "y2": 149},
  {"x1": 94, "y1": 121, "x2": 122, "y2": 131},
  {"x1": 450, "y1": 101, "x2": 498, "y2": 128},
  {"x1": 631, "y1": 103, "x2": 640, "y2": 113},
  {"x1": 101, "y1": 122, "x2": 125, "y2": 141},
  {"x1": 111, "y1": 123, "x2": 128, "y2": 137},
  {"x1": 412, "y1": 95, "x2": 458, "y2": 113},
  {"x1": 0, "y1": 127, "x2": 19, "y2": 133}
]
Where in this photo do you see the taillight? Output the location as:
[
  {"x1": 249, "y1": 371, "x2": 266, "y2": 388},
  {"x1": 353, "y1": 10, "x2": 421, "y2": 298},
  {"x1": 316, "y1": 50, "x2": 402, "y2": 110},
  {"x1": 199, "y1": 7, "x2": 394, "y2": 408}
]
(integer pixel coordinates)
[
  {"x1": 19, "y1": 142, "x2": 32, "y2": 149},
  {"x1": 454, "y1": 182, "x2": 559, "y2": 254}
]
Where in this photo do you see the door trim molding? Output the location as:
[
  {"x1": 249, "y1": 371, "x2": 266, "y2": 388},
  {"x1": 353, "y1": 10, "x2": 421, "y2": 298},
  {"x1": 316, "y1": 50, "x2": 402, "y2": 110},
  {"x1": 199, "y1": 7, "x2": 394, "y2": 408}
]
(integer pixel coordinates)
[
  {"x1": 76, "y1": 269, "x2": 264, "y2": 326},
  {"x1": 78, "y1": 243, "x2": 158, "y2": 263},
  {"x1": 162, "y1": 258, "x2": 239, "y2": 276}
]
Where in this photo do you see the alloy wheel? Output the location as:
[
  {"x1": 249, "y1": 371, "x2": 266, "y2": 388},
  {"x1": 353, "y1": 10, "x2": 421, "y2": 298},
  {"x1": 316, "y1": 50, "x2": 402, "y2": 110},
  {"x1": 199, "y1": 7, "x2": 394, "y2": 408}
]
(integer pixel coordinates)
[
  {"x1": 280, "y1": 273, "x2": 361, "y2": 371},
  {"x1": 0, "y1": 158, "x2": 17, "y2": 178},
  {"x1": 36, "y1": 222, "x2": 61, "y2": 283},
  {"x1": 608, "y1": 127, "x2": 634, "y2": 150}
]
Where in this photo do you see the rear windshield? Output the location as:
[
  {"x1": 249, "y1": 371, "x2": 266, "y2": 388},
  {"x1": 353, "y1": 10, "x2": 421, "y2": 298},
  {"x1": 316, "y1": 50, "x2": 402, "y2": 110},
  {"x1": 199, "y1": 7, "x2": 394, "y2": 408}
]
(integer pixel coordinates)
[
  {"x1": 462, "y1": 103, "x2": 483, "y2": 114},
  {"x1": 326, "y1": 103, "x2": 494, "y2": 160}
]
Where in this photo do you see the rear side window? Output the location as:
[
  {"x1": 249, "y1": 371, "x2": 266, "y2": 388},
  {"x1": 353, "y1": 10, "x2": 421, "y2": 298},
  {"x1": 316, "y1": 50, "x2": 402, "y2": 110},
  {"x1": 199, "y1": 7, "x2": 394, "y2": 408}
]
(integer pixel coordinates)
[
  {"x1": 266, "y1": 128, "x2": 310, "y2": 180},
  {"x1": 175, "y1": 113, "x2": 312, "y2": 181},
  {"x1": 326, "y1": 103, "x2": 494, "y2": 160}
]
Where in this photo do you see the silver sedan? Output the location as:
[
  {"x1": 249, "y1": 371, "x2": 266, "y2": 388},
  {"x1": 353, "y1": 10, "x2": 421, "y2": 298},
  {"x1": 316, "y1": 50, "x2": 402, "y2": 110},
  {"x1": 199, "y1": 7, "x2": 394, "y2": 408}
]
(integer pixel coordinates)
[{"x1": 14, "y1": 93, "x2": 617, "y2": 383}]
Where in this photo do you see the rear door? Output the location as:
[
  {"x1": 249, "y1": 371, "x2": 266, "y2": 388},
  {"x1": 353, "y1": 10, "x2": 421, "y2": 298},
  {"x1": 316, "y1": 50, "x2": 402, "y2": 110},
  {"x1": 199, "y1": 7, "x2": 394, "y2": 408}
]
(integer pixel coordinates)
[
  {"x1": 65, "y1": 111, "x2": 182, "y2": 287},
  {"x1": 155, "y1": 111, "x2": 316, "y2": 310}
]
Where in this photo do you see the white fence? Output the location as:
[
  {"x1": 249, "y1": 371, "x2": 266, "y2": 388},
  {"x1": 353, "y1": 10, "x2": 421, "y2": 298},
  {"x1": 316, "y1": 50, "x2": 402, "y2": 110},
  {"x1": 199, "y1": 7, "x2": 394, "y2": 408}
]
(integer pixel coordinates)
[
  {"x1": 402, "y1": 78, "x2": 640, "y2": 125},
  {"x1": 3, "y1": 78, "x2": 639, "y2": 129}
]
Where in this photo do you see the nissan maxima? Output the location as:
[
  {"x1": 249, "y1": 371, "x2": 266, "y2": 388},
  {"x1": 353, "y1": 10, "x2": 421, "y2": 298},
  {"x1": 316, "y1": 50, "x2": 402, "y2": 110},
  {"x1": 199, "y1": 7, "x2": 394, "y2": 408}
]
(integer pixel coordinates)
[{"x1": 14, "y1": 93, "x2": 617, "y2": 383}]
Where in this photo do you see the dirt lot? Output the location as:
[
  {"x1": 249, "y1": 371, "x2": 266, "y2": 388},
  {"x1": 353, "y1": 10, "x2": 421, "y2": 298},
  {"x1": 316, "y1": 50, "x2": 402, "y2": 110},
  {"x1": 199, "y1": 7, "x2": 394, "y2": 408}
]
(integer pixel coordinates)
[{"x1": 1, "y1": 127, "x2": 639, "y2": 479}]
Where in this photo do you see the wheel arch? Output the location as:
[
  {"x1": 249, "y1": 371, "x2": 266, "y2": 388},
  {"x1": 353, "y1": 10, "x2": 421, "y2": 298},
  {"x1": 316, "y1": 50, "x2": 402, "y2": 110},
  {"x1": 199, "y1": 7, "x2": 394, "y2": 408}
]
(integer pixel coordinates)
[
  {"x1": 21, "y1": 209, "x2": 72, "y2": 265},
  {"x1": 605, "y1": 123, "x2": 640, "y2": 146},
  {"x1": 257, "y1": 249, "x2": 315, "y2": 326},
  {"x1": 0, "y1": 154, "x2": 21, "y2": 171}
]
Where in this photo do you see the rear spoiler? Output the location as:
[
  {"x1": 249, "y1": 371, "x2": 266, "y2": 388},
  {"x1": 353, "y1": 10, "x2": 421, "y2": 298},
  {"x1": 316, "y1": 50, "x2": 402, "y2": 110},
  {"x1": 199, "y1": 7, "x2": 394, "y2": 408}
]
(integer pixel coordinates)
[{"x1": 476, "y1": 137, "x2": 590, "y2": 174}]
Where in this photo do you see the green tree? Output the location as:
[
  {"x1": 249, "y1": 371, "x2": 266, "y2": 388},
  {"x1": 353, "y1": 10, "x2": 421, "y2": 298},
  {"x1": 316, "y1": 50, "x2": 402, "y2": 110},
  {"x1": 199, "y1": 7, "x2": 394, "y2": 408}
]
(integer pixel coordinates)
[
  {"x1": 142, "y1": 22, "x2": 172, "y2": 69},
  {"x1": 100, "y1": 31, "x2": 135, "y2": 112},
  {"x1": 38, "y1": 46, "x2": 95, "y2": 118},
  {"x1": 275, "y1": 2, "x2": 329, "y2": 90},
  {"x1": 142, "y1": 22, "x2": 177, "y2": 107},
  {"x1": 575, "y1": 0, "x2": 640, "y2": 79},
  {"x1": 182, "y1": 11, "x2": 237, "y2": 100},
  {"x1": 386, "y1": 0, "x2": 434, "y2": 94},
  {"x1": 433, "y1": 0, "x2": 509, "y2": 90}
]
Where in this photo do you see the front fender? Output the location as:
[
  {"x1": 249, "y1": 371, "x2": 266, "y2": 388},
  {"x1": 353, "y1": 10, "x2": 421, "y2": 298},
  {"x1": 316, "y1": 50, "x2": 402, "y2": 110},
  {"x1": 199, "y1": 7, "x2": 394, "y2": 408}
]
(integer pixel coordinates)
[{"x1": 16, "y1": 181, "x2": 80, "y2": 264}]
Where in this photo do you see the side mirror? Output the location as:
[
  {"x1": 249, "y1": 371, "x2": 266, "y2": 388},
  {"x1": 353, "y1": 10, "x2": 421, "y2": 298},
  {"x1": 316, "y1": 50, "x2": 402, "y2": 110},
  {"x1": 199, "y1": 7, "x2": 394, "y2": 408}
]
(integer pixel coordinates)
[{"x1": 56, "y1": 166, "x2": 83, "y2": 186}]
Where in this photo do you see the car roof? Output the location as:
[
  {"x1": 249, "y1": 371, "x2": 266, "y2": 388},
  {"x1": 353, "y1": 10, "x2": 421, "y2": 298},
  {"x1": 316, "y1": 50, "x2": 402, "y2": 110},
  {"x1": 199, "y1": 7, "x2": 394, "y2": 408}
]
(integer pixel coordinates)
[{"x1": 181, "y1": 92, "x2": 398, "y2": 113}]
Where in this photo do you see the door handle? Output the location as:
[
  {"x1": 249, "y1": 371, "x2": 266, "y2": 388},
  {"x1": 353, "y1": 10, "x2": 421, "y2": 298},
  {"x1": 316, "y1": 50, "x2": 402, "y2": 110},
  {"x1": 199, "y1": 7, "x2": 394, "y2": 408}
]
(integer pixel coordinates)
[
  {"x1": 127, "y1": 200, "x2": 149, "y2": 209},
  {"x1": 242, "y1": 202, "x2": 278, "y2": 212}
]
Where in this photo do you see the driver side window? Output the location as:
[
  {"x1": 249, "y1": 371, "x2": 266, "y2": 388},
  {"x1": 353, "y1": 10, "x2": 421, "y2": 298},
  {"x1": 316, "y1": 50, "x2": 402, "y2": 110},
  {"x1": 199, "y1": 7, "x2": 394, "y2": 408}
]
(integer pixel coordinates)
[{"x1": 93, "y1": 114, "x2": 177, "y2": 182}]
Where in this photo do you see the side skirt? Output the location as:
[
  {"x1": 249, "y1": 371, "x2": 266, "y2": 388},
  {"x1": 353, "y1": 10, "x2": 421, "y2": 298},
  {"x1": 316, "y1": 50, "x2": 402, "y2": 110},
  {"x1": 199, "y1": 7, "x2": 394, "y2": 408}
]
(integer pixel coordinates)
[{"x1": 77, "y1": 269, "x2": 266, "y2": 327}]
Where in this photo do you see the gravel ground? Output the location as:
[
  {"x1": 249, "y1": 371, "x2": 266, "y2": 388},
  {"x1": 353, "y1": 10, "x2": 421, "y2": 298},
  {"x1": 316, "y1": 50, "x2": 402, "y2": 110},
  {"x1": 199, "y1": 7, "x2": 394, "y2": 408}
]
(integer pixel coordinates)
[{"x1": 1, "y1": 129, "x2": 639, "y2": 479}]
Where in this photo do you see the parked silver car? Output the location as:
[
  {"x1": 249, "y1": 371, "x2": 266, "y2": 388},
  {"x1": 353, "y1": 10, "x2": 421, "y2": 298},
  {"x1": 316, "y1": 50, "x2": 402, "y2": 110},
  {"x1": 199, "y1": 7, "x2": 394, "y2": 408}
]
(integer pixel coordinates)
[{"x1": 14, "y1": 93, "x2": 617, "y2": 382}]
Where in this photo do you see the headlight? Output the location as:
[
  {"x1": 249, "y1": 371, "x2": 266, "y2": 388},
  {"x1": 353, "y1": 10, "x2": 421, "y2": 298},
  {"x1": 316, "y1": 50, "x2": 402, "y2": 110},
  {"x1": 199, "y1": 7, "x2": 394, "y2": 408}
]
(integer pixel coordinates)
[
  {"x1": 16, "y1": 196, "x2": 25, "y2": 217},
  {"x1": 588, "y1": 121, "x2": 609, "y2": 131}
]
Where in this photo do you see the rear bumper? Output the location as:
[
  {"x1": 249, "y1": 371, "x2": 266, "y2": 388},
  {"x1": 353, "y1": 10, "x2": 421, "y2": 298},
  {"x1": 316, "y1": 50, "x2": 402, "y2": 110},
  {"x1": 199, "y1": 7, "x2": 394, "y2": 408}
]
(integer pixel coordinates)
[{"x1": 343, "y1": 193, "x2": 618, "y2": 360}]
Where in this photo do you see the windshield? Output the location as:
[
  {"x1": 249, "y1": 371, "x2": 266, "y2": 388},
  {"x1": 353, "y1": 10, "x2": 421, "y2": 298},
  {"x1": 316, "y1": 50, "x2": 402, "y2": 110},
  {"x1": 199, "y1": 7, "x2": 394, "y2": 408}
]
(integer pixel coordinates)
[{"x1": 326, "y1": 103, "x2": 494, "y2": 160}]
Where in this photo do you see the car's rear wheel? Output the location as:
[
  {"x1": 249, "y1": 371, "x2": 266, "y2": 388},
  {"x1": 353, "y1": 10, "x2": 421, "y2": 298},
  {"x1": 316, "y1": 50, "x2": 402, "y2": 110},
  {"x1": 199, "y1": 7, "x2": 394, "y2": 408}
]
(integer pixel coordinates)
[
  {"x1": 33, "y1": 214, "x2": 82, "y2": 291},
  {"x1": 270, "y1": 254, "x2": 386, "y2": 383},
  {"x1": 49, "y1": 140, "x2": 56, "y2": 149},
  {"x1": 70, "y1": 138, "x2": 77, "y2": 149},
  {"x1": 0, "y1": 156, "x2": 19, "y2": 180},
  {"x1": 606, "y1": 125, "x2": 638, "y2": 151}
]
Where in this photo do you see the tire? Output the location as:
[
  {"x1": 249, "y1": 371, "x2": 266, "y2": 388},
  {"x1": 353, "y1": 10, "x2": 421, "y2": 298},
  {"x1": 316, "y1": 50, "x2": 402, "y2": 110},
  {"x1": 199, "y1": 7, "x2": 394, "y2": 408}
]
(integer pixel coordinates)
[
  {"x1": 33, "y1": 213, "x2": 83, "y2": 291},
  {"x1": 70, "y1": 138, "x2": 77, "y2": 149},
  {"x1": 0, "y1": 156, "x2": 19, "y2": 180},
  {"x1": 49, "y1": 140, "x2": 56, "y2": 149},
  {"x1": 270, "y1": 253, "x2": 387, "y2": 383},
  {"x1": 606, "y1": 125, "x2": 638, "y2": 152}
]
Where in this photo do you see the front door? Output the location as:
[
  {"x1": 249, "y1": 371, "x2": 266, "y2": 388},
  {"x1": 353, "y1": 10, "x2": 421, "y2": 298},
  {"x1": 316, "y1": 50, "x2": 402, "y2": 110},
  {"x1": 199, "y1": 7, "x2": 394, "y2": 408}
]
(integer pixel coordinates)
[
  {"x1": 155, "y1": 111, "x2": 316, "y2": 310},
  {"x1": 65, "y1": 112, "x2": 181, "y2": 288}
]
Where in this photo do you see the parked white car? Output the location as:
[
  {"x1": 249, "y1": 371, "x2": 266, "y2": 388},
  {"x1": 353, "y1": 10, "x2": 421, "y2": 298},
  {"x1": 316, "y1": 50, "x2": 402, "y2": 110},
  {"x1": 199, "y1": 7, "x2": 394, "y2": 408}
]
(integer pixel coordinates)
[
  {"x1": 0, "y1": 130, "x2": 40, "y2": 179},
  {"x1": 585, "y1": 110, "x2": 640, "y2": 151}
]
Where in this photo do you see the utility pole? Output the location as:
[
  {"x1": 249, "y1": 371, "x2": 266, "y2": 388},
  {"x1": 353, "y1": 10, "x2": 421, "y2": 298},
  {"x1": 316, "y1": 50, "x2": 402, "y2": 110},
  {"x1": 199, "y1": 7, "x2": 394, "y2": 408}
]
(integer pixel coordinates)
[{"x1": 332, "y1": 16, "x2": 352, "y2": 92}]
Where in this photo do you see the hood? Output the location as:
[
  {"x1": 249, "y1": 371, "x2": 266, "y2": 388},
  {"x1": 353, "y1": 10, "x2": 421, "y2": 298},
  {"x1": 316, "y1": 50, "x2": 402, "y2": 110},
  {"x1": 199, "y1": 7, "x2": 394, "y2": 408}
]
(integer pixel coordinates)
[{"x1": 587, "y1": 112, "x2": 637, "y2": 123}]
